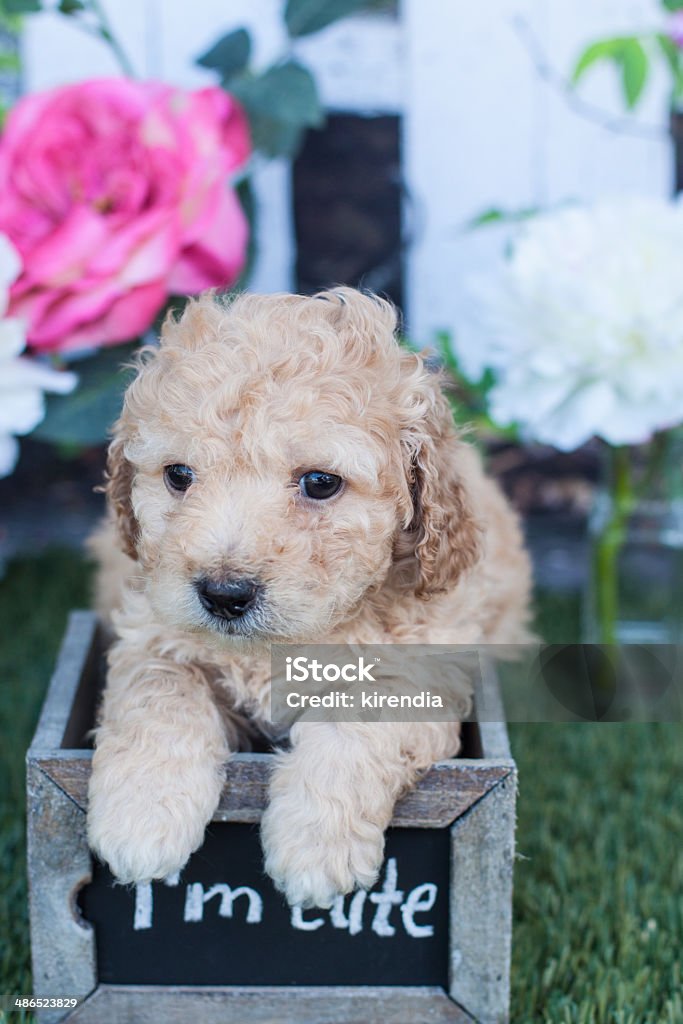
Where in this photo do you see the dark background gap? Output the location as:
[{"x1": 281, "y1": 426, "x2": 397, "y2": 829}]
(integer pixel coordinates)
[{"x1": 293, "y1": 113, "x2": 404, "y2": 310}]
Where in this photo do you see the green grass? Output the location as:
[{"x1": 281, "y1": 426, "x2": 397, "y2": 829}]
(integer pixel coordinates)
[
  {"x1": 0, "y1": 552, "x2": 92, "y2": 1015},
  {"x1": 0, "y1": 552, "x2": 681, "y2": 1022},
  {"x1": 511, "y1": 596, "x2": 683, "y2": 1022},
  {"x1": 511, "y1": 721, "x2": 683, "y2": 1023}
]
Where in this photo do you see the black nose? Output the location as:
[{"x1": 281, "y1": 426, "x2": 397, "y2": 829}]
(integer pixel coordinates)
[{"x1": 196, "y1": 577, "x2": 261, "y2": 620}]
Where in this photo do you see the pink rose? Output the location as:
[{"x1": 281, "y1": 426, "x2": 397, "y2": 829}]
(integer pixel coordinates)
[{"x1": 0, "y1": 78, "x2": 251, "y2": 352}]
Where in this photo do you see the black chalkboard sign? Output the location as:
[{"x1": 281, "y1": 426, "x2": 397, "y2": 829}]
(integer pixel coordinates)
[{"x1": 80, "y1": 823, "x2": 449, "y2": 987}]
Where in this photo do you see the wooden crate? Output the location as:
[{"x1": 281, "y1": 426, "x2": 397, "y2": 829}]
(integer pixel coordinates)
[{"x1": 27, "y1": 611, "x2": 516, "y2": 1024}]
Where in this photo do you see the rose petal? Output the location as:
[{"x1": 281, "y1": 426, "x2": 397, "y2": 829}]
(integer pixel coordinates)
[
  {"x1": 169, "y1": 188, "x2": 248, "y2": 293},
  {"x1": 54, "y1": 281, "x2": 168, "y2": 352}
]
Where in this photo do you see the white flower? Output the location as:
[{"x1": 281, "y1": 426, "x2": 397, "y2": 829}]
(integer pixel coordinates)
[
  {"x1": 0, "y1": 234, "x2": 77, "y2": 476},
  {"x1": 455, "y1": 197, "x2": 683, "y2": 451}
]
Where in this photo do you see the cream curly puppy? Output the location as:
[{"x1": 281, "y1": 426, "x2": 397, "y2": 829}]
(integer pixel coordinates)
[{"x1": 88, "y1": 288, "x2": 531, "y2": 909}]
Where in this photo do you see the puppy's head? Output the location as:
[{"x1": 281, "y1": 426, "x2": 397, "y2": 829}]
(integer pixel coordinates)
[{"x1": 107, "y1": 288, "x2": 480, "y2": 640}]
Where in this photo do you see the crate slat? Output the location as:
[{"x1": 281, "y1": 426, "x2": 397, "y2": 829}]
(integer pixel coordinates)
[
  {"x1": 34, "y1": 750, "x2": 513, "y2": 828},
  {"x1": 65, "y1": 984, "x2": 474, "y2": 1023}
]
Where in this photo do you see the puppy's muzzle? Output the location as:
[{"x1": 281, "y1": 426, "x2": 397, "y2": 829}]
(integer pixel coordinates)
[{"x1": 195, "y1": 577, "x2": 262, "y2": 621}]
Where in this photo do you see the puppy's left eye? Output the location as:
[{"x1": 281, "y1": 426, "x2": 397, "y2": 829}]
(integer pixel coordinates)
[
  {"x1": 299, "y1": 471, "x2": 343, "y2": 500},
  {"x1": 164, "y1": 464, "x2": 195, "y2": 493}
]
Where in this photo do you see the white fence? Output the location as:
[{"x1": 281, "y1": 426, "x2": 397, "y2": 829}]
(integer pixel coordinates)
[{"x1": 23, "y1": 0, "x2": 672, "y2": 344}]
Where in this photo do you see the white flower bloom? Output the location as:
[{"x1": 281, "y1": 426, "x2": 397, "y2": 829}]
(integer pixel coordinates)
[
  {"x1": 0, "y1": 234, "x2": 77, "y2": 476},
  {"x1": 455, "y1": 197, "x2": 683, "y2": 451}
]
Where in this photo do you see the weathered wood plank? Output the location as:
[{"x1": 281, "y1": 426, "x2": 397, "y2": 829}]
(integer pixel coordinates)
[
  {"x1": 37, "y1": 752, "x2": 514, "y2": 828},
  {"x1": 475, "y1": 656, "x2": 512, "y2": 760},
  {"x1": 65, "y1": 984, "x2": 473, "y2": 1023},
  {"x1": 393, "y1": 759, "x2": 513, "y2": 827},
  {"x1": 449, "y1": 772, "x2": 517, "y2": 1024},
  {"x1": 29, "y1": 611, "x2": 99, "y2": 753},
  {"x1": 34, "y1": 752, "x2": 276, "y2": 820},
  {"x1": 26, "y1": 759, "x2": 96, "y2": 1024}
]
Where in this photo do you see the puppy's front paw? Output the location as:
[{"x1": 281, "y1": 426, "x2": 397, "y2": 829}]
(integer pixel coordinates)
[
  {"x1": 261, "y1": 792, "x2": 386, "y2": 909},
  {"x1": 88, "y1": 757, "x2": 220, "y2": 884}
]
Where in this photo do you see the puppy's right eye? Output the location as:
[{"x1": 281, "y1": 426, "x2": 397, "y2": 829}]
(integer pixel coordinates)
[
  {"x1": 299, "y1": 471, "x2": 343, "y2": 500},
  {"x1": 164, "y1": 464, "x2": 195, "y2": 493}
]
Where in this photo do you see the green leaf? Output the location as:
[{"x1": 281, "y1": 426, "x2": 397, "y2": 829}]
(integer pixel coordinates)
[
  {"x1": 0, "y1": 0, "x2": 40, "y2": 11},
  {"x1": 230, "y1": 61, "x2": 323, "y2": 126},
  {"x1": 573, "y1": 36, "x2": 650, "y2": 111},
  {"x1": 196, "y1": 27, "x2": 251, "y2": 80},
  {"x1": 57, "y1": 0, "x2": 85, "y2": 13},
  {"x1": 662, "y1": 0, "x2": 683, "y2": 11},
  {"x1": 228, "y1": 61, "x2": 323, "y2": 155},
  {"x1": 31, "y1": 344, "x2": 138, "y2": 446},
  {"x1": 424, "y1": 332, "x2": 519, "y2": 441},
  {"x1": 467, "y1": 208, "x2": 507, "y2": 228},
  {"x1": 243, "y1": 111, "x2": 307, "y2": 158},
  {"x1": 231, "y1": 178, "x2": 257, "y2": 287},
  {"x1": 231, "y1": 61, "x2": 325, "y2": 142},
  {"x1": 619, "y1": 38, "x2": 649, "y2": 109},
  {"x1": 572, "y1": 39, "x2": 622, "y2": 84},
  {"x1": 285, "y1": 0, "x2": 370, "y2": 37},
  {"x1": 465, "y1": 206, "x2": 539, "y2": 230}
]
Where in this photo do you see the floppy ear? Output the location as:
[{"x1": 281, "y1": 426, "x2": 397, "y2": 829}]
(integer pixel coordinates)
[
  {"x1": 396, "y1": 375, "x2": 482, "y2": 598},
  {"x1": 104, "y1": 435, "x2": 139, "y2": 561}
]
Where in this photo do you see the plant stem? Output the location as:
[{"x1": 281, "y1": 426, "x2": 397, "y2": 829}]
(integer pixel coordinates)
[
  {"x1": 594, "y1": 446, "x2": 634, "y2": 646},
  {"x1": 87, "y1": 0, "x2": 136, "y2": 77},
  {"x1": 636, "y1": 431, "x2": 669, "y2": 501}
]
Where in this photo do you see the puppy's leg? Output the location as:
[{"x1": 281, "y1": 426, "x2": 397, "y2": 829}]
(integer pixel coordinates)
[
  {"x1": 88, "y1": 640, "x2": 231, "y2": 884},
  {"x1": 261, "y1": 721, "x2": 459, "y2": 908}
]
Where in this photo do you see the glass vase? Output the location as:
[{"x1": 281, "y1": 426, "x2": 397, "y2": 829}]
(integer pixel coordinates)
[{"x1": 584, "y1": 435, "x2": 683, "y2": 644}]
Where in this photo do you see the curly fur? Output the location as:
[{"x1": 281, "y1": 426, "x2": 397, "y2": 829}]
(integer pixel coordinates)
[{"x1": 88, "y1": 288, "x2": 532, "y2": 907}]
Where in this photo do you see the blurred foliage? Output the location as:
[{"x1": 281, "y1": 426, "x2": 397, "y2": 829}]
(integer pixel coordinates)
[
  {"x1": 196, "y1": 0, "x2": 391, "y2": 159},
  {"x1": 0, "y1": 6, "x2": 20, "y2": 126},
  {"x1": 1, "y1": 0, "x2": 135, "y2": 74},
  {"x1": 0, "y1": 0, "x2": 40, "y2": 12},
  {"x1": 572, "y1": 1, "x2": 683, "y2": 112},
  {"x1": 403, "y1": 331, "x2": 519, "y2": 443},
  {"x1": 284, "y1": 0, "x2": 393, "y2": 37},
  {"x1": 32, "y1": 343, "x2": 138, "y2": 446},
  {"x1": 229, "y1": 61, "x2": 324, "y2": 158},
  {"x1": 573, "y1": 37, "x2": 650, "y2": 109},
  {"x1": 434, "y1": 332, "x2": 519, "y2": 442},
  {"x1": 465, "y1": 206, "x2": 540, "y2": 231},
  {"x1": 234, "y1": 177, "x2": 257, "y2": 291},
  {"x1": 197, "y1": 27, "x2": 251, "y2": 78}
]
